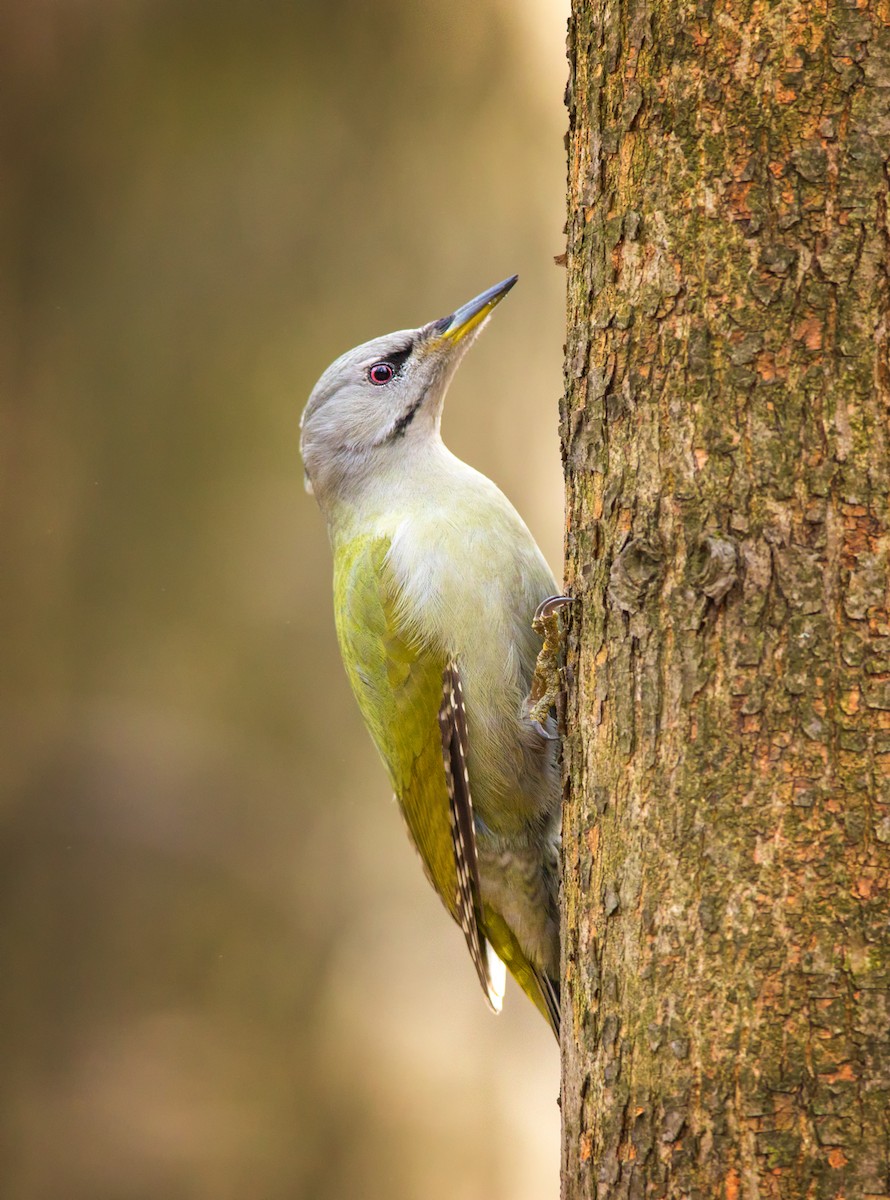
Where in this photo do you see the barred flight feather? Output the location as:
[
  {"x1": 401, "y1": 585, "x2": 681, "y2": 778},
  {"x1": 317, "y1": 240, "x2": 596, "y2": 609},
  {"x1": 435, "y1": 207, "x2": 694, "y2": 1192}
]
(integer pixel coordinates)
[{"x1": 437, "y1": 661, "x2": 506, "y2": 1012}]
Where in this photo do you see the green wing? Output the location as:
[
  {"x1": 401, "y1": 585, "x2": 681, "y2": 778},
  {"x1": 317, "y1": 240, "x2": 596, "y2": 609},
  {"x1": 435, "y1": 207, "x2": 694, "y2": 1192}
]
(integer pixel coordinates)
[
  {"x1": 333, "y1": 535, "x2": 458, "y2": 918},
  {"x1": 333, "y1": 534, "x2": 559, "y2": 1037}
]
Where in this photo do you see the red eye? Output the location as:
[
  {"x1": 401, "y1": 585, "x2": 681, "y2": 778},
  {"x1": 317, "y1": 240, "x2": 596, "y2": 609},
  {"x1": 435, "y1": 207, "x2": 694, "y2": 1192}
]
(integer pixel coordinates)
[{"x1": 368, "y1": 362, "x2": 395, "y2": 385}]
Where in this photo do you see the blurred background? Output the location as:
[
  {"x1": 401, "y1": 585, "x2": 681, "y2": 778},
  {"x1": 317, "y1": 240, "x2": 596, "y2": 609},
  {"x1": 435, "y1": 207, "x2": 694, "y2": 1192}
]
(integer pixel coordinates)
[{"x1": 0, "y1": 1, "x2": 567, "y2": 1197}]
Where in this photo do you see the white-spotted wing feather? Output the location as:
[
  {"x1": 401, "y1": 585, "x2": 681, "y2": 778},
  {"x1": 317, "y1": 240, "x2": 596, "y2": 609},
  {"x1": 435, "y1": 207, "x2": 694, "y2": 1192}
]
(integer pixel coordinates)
[{"x1": 437, "y1": 661, "x2": 506, "y2": 1012}]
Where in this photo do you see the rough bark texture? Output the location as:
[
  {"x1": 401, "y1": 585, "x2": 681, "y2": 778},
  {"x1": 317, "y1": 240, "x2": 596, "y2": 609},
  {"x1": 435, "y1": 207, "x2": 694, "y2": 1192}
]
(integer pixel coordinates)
[{"x1": 560, "y1": 0, "x2": 890, "y2": 1196}]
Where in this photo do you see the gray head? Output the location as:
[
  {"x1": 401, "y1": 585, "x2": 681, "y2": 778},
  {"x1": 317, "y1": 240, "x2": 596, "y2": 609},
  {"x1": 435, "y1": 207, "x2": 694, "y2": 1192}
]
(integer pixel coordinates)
[{"x1": 300, "y1": 276, "x2": 517, "y2": 504}]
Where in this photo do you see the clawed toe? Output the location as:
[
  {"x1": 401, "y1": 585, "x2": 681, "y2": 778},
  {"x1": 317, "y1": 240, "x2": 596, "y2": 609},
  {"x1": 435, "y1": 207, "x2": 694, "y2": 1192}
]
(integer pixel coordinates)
[{"x1": 534, "y1": 594, "x2": 574, "y2": 624}]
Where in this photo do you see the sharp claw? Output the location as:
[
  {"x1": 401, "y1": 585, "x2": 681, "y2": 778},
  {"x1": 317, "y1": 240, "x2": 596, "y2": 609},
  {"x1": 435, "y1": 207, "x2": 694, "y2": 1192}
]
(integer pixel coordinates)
[
  {"x1": 534, "y1": 594, "x2": 574, "y2": 623},
  {"x1": 532, "y1": 719, "x2": 559, "y2": 741}
]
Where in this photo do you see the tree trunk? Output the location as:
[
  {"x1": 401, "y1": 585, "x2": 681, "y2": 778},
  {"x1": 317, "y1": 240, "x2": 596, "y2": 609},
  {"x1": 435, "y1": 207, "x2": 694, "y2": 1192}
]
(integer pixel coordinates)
[{"x1": 560, "y1": 0, "x2": 890, "y2": 1196}]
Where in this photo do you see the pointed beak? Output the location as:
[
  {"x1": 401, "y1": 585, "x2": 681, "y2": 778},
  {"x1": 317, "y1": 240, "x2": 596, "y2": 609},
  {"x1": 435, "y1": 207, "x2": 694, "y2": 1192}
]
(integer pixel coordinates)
[{"x1": 429, "y1": 275, "x2": 518, "y2": 345}]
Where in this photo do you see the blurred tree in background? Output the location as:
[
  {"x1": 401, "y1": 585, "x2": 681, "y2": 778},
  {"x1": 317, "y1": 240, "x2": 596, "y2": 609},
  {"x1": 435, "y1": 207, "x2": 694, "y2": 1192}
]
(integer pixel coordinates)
[{"x1": 0, "y1": 2, "x2": 567, "y2": 1197}]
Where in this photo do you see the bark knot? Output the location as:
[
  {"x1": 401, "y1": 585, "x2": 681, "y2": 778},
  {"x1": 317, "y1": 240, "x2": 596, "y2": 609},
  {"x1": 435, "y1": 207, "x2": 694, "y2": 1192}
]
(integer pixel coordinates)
[
  {"x1": 608, "y1": 537, "x2": 663, "y2": 613},
  {"x1": 691, "y1": 536, "x2": 739, "y2": 604}
]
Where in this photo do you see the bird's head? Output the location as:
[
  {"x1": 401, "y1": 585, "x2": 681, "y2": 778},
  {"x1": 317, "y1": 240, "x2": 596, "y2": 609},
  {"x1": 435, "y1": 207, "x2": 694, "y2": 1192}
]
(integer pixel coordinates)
[{"x1": 300, "y1": 275, "x2": 517, "y2": 503}]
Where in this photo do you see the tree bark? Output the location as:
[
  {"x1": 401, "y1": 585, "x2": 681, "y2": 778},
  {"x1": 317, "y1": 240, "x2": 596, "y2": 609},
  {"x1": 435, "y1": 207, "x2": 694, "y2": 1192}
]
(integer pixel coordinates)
[{"x1": 560, "y1": 0, "x2": 890, "y2": 1196}]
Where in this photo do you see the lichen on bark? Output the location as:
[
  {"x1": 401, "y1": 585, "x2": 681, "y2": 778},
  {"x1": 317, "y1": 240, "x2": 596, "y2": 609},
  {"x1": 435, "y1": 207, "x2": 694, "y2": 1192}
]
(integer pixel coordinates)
[{"x1": 560, "y1": 0, "x2": 890, "y2": 1196}]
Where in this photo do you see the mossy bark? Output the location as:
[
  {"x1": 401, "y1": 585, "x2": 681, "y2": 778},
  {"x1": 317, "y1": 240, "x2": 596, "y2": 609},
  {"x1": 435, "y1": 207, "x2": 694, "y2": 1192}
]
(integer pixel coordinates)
[{"x1": 560, "y1": 0, "x2": 890, "y2": 1195}]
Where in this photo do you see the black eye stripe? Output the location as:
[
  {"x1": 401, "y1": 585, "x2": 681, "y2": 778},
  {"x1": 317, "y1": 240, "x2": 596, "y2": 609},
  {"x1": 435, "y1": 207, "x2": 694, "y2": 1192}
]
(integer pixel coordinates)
[
  {"x1": 365, "y1": 342, "x2": 413, "y2": 387},
  {"x1": 383, "y1": 343, "x2": 412, "y2": 373}
]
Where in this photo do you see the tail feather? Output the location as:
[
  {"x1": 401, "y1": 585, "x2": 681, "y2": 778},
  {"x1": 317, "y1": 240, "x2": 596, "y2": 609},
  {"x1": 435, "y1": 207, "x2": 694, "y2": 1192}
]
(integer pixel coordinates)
[{"x1": 533, "y1": 969, "x2": 561, "y2": 1041}]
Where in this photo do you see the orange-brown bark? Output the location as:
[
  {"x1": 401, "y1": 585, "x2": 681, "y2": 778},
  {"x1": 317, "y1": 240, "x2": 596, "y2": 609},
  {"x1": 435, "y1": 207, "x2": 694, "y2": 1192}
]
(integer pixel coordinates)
[{"x1": 561, "y1": 0, "x2": 890, "y2": 1195}]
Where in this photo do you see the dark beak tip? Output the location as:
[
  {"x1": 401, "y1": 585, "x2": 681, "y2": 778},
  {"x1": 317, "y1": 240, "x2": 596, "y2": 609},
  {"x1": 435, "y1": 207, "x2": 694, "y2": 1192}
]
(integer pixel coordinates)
[
  {"x1": 493, "y1": 274, "x2": 519, "y2": 297},
  {"x1": 494, "y1": 274, "x2": 519, "y2": 301},
  {"x1": 431, "y1": 274, "x2": 519, "y2": 340}
]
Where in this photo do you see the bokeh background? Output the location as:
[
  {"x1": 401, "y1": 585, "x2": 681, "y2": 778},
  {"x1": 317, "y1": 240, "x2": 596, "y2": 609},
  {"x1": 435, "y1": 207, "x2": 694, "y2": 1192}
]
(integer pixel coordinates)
[{"x1": 1, "y1": 2, "x2": 568, "y2": 1197}]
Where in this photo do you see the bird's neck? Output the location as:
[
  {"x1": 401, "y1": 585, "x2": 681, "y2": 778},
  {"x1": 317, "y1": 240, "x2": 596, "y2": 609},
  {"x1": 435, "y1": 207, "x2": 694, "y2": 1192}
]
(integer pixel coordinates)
[{"x1": 323, "y1": 435, "x2": 471, "y2": 546}]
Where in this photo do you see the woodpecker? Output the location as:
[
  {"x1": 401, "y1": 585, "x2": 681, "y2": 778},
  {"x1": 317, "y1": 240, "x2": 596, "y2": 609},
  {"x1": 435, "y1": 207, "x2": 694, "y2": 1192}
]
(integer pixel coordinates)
[{"x1": 300, "y1": 277, "x2": 562, "y2": 1035}]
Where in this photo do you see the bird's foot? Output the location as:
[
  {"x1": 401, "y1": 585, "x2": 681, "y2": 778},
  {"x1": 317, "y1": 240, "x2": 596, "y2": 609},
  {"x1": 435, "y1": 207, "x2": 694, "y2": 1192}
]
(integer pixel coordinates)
[{"x1": 525, "y1": 595, "x2": 573, "y2": 732}]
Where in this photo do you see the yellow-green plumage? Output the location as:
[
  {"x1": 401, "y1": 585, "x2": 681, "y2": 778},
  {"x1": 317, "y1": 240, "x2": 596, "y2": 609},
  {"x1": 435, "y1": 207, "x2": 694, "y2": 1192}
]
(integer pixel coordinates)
[
  {"x1": 334, "y1": 535, "x2": 457, "y2": 908},
  {"x1": 331, "y1": 492, "x2": 560, "y2": 1031},
  {"x1": 301, "y1": 276, "x2": 562, "y2": 1036}
]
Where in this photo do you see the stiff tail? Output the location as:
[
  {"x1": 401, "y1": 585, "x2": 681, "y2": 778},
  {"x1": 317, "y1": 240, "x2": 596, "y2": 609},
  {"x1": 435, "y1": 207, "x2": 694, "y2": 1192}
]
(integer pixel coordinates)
[{"x1": 533, "y1": 969, "x2": 561, "y2": 1041}]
